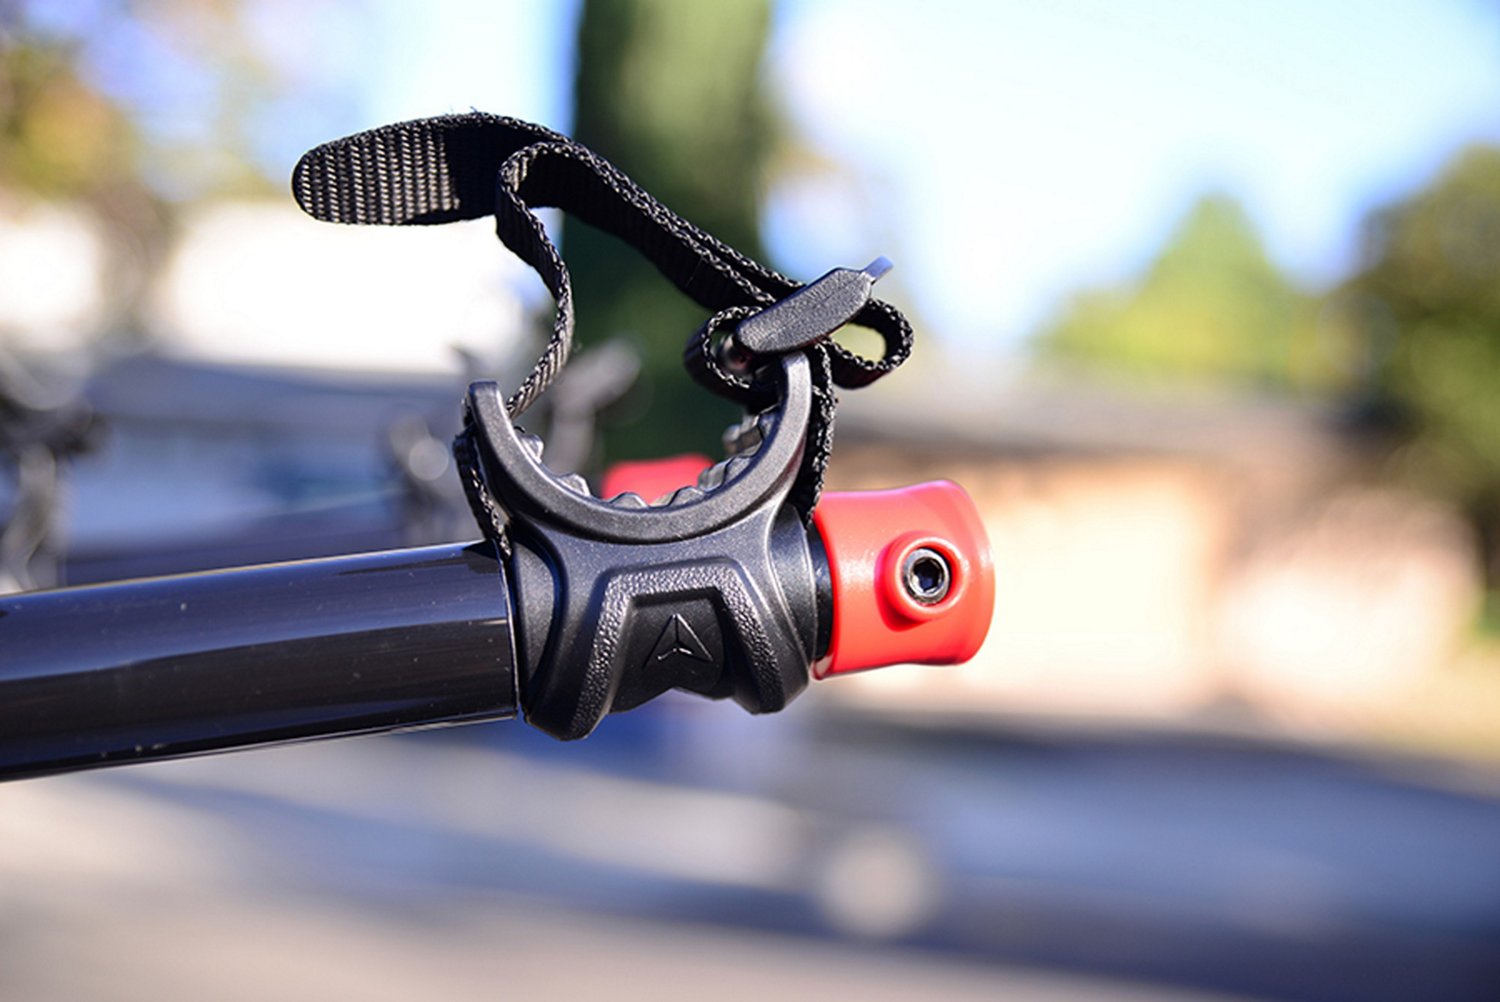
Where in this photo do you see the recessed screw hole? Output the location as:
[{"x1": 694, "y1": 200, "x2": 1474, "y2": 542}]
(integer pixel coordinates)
[{"x1": 903, "y1": 548, "x2": 951, "y2": 605}]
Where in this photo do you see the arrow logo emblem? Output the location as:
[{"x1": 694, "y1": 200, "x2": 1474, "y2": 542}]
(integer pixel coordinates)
[{"x1": 649, "y1": 613, "x2": 712, "y2": 665}]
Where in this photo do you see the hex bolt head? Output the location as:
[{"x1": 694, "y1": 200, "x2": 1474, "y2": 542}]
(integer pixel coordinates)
[{"x1": 901, "y1": 547, "x2": 952, "y2": 605}]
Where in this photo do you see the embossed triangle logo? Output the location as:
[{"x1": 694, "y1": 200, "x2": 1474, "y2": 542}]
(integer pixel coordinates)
[{"x1": 649, "y1": 613, "x2": 711, "y2": 665}]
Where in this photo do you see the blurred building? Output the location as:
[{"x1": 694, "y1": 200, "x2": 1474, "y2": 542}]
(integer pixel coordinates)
[
  {"x1": 825, "y1": 374, "x2": 1480, "y2": 730},
  {"x1": 0, "y1": 198, "x2": 110, "y2": 358}
]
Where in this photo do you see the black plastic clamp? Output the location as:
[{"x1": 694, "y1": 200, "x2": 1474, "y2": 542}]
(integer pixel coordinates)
[{"x1": 461, "y1": 354, "x2": 825, "y2": 739}]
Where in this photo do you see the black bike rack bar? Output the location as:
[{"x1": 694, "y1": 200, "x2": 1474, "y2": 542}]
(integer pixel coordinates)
[{"x1": 0, "y1": 541, "x2": 518, "y2": 780}]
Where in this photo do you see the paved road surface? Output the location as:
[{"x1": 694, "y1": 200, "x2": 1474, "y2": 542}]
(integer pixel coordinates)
[
  {"x1": 0, "y1": 760, "x2": 1242, "y2": 1002},
  {"x1": 3, "y1": 717, "x2": 1498, "y2": 1001}
]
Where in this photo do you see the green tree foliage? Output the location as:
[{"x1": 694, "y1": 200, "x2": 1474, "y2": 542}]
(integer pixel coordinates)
[
  {"x1": 1039, "y1": 194, "x2": 1326, "y2": 391},
  {"x1": 2, "y1": 1, "x2": 308, "y2": 205},
  {"x1": 1, "y1": 1, "x2": 348, "y2": 337},
  {"x1": 0, "y1": 16, "x2": 164, "y2": 338},
  {"x1": 0, "y1": 36, "x2": 137, "y2": 202},
  {"x1": 1344, "y1": 146, "x2": 1500, "y2": 572},
  {"x1": 566, "y1": 0, "x2": 773, "y2": 462}
]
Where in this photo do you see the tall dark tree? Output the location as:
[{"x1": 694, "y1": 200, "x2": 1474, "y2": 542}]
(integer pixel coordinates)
[
  {"x1": 1342, "y1": 146, "x2": 1500, "y2": 581},
  {"x1": 566, "y1": 0, "x2": 773, "y2": 462}
]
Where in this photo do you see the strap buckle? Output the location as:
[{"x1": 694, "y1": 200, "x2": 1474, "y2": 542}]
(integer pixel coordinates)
[{"x1": 719, "y1": 256, "x2": 894, "y2": 375}]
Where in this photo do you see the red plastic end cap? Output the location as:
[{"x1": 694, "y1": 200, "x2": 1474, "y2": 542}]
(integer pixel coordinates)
[
  {"x1": 812, "y1": 481, "x2": 995, "y2": 679},
  {"x1": 599, "y1": 454, "x2": 712, "y2": 504}
]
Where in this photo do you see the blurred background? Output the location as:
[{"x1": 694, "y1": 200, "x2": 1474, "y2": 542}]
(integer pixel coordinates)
[{"x1": 3, "y1": 1, "x2": 1500, "y2": 999}]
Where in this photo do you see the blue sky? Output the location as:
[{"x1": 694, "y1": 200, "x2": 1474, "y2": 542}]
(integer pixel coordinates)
[
  {"x1": 767, "y1": 1, "x2": 1500, "y2": 350},
  {"x1": 325, "y1": 1, "x2": 1500, "y2": 352}
]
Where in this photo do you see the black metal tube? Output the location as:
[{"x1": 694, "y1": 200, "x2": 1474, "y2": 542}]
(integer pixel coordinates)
[{"x1": 0, "y1": 541, "x2": 517, "y2": 780}]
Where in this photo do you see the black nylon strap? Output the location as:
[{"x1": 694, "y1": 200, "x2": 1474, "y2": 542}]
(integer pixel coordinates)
[{"x1": 291, "y1": 112, "x2": 912, "y2": 522}]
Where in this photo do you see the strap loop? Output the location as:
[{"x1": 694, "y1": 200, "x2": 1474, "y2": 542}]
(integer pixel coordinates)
[
  {"x1": 683, "y1": 305, "x2": 766, "y2": 407},
  {"x1": 293, "y1": 113, "x2": 911, "y2": 414},
  {"x1": 291, "y1": 112, "x2": 913, "y2": 523}
]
